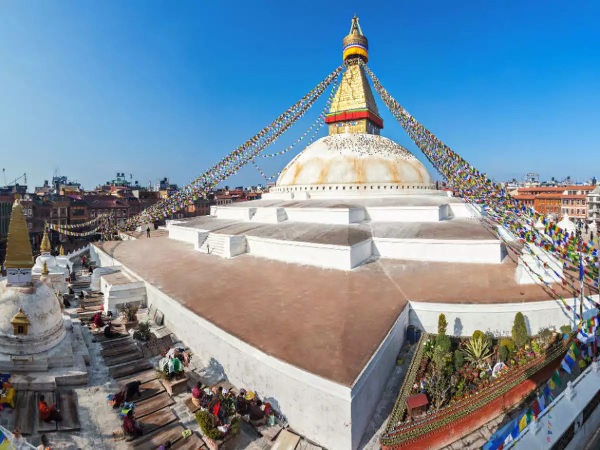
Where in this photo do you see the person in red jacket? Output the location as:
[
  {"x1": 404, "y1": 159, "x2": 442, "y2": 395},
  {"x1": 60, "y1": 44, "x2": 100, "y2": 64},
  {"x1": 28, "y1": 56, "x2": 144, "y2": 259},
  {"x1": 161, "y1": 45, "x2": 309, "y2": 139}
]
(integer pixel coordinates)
[
  {"x1": 123, "y1": 410, "x2": 142, "y2": 437},
  {"x1": 38, "y1": 395, "x2": 62, "y2": 423}
]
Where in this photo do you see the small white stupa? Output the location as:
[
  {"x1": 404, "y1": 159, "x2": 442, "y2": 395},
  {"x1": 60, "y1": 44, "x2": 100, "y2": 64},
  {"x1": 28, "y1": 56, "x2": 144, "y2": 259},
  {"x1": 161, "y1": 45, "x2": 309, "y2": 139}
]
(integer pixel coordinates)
[
  {"x1": 557, "y1": 213, "x2": 576, "y2": 232},
  {"x1": 32, "y1": 229, "x2": 70, "y2": 292}
]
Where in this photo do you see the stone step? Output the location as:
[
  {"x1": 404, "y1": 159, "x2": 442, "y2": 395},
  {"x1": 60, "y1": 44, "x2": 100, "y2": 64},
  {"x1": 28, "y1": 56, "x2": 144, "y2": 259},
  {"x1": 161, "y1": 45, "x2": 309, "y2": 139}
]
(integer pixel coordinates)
[{"x1": 56, "y1": 355, "x2": 89, "y2": 386}]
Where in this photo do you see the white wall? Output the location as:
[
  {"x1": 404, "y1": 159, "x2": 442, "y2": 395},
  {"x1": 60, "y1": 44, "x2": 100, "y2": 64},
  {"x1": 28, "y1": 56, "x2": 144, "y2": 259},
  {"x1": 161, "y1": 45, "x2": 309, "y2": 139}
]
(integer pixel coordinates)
[
  {"x1": 245, "y1": 236, "x2": 364, "y2": 270},
  {"x1": 366, "y1": 206, "x2": 445, "y2": 222},
  {"x1": 285, "y1": 208, "x2": 355, "y2": 225},
  {"x1": 169, "y1": 226, "x2": 201, "y2": 246},
  {"x1": 373, "y1": 238, "x2": 503, "y2": 264},
  {"x1": 510, "y1": 362, "x2": 600, "y2": 450},
  {"x1": 91, "y1": 244, "x2": 354, "y2": 449},
  {"x1": 214, "y1": 207, "x2": 256, "y2": 221},
  {"x1": 410, "y1": 297, "x2": 599, "y2": 336},
  {"x1": 350, "y1": 308, "x2": 409, "y2": 448}
]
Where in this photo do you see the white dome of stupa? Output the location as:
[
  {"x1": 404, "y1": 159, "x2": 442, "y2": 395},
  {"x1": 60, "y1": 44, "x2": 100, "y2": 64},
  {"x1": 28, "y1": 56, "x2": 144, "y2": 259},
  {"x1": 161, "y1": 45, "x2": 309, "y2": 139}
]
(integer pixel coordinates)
[
  {"x1": 0, "y1": 278, "x2": 66, "y2": 354},
  {"x1": 274, "y1": 133, "x2": 434, "y2": 193}
]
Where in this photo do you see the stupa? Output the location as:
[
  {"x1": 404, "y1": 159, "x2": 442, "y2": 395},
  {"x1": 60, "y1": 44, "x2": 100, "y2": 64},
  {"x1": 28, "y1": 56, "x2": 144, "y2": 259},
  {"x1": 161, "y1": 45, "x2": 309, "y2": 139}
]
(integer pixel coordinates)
[
  {"x1": 0, "y1": 196, "x2": 88, "y2": 385},
  {"x1": 91, "y1": 16, "x2": 577, "y2": 450},
  {"x1": 31, "y1": 229, "x2": 71, "y2": 292}
]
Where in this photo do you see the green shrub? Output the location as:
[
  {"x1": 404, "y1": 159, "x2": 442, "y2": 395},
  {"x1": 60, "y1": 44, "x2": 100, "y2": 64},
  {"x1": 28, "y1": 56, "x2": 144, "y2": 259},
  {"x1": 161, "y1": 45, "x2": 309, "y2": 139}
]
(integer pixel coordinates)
[
  {"x1": 133, "y1": 321, "x2": 152, "y2": 342},
  {"x1": 195, "y1": 410, "x2": 223, "y2": 440},
  {"x1": 472, "y1": 330, "x2": 484, "y2": 341},
  {"x1": 512, "y1": 313, "x2": 529, "y2": 349},
  {"x1": 433, "y1": 334, "x2": 452, "y2": 369},
  {"x1": 453, "y1": 350, "x2": 465, "y2": 371},
  {"x1": 438, "y1": 313, "x2": 448, "y2": 336},
  {"x1": 560, "y1": 325, "x2": 572, "y2": 335},
  {"x1": 499, "y1": 345, "x2": 509, "y2": 362},
  {"x1": 464, "y1": 335, "x2": 492, "y2": 368},
  {"x1": 499, "y1": 338, "x2": 516, "y2": 354}
]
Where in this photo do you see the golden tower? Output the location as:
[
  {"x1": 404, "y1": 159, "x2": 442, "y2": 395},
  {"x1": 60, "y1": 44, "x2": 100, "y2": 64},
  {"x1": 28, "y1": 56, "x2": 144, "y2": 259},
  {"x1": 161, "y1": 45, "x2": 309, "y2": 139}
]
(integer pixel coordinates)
[
  {"x1": 326, "y1": 15, "x2": 383, "y2": 136},
  {"x1": 4, "y1": 195, "x2": 34, "y2": 285},
  {"x1": 41, "y1": 229, "x2": 52, "y2": 253}
]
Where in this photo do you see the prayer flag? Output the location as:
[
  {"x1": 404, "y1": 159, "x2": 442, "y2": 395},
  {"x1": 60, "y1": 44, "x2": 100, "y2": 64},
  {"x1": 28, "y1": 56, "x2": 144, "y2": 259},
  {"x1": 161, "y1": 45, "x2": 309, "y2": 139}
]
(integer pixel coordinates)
[
  {"x1": 564, "y1": 352, "x2": 575, "y2": 368},
  {"x1": 532, "y1": 400, "x2": 541, "y2": 417},
  {"x1": 552, "y1": 370, "x2": 562, "y2": 387},
  {"x1": 579, "y1": 257, "x2": 584, "y2": 282},
  {"x1": 538, "y1": 394, "x2": 546, "y2": 412},
  {"x1": 571, "y1": 342, "x2": 581, "y2": 358},
  {"x1": 519, "y1": 414, "x2": 528, "y2": 431},
  {"x1": 561, "y1": 359, "x2": 572, "y2": 374}
]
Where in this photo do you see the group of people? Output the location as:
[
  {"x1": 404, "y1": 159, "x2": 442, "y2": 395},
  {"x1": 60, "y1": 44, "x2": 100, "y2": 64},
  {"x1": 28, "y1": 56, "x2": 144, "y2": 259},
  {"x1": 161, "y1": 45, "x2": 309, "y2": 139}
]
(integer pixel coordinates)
[
  {"x1": 191, "y1": 382, "x2": 273, "y2": 428},
  {"x1": 158, "y1": 347, "x2": 192, "y2": 380},
  {"x1": 11, "y1": 428, "x2": 52, "y2": 450},
  {"x1": 107, "y1": 380, "x2": 144, "y2": 438}
]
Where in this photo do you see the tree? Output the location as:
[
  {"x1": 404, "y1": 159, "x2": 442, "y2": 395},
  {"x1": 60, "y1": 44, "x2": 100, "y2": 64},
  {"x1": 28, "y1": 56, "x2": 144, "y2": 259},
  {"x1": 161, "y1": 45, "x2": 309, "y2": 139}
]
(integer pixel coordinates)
[
  {"x1": 425, "y1": 368, "x2": 452, "y2": 411},
  {"x1": 512, "y1": 312, "x2": 529, "y2": 349},
  {"x1": 438, "y1": 313, "x2": 448, "y2": 335}
]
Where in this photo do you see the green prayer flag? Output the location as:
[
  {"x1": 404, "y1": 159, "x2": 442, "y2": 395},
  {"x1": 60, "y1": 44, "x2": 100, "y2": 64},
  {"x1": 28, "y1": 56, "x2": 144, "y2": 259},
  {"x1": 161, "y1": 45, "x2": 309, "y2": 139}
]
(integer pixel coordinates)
[
  {"x1": 552, "y1": 370, "x2": 562, "y2": 387},
  {"x1": 571, "y1": 342, "x2": 580, "y2": 358}
]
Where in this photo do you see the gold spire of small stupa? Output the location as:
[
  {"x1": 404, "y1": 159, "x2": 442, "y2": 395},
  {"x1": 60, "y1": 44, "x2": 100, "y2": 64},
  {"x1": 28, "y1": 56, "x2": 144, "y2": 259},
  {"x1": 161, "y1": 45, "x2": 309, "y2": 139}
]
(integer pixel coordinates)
[
  {"x1": 41, "y1": 229, "x2": 51, "y2": 253},
  {"x1": 4, "y1": 195, "x2": 34, "y2": 269},
  {"x1": 42, "y1": 261, "x2": 49, "y2": 276},
  {"x1": 59, "y1": 245, "x2": 65, "y2": 256}
]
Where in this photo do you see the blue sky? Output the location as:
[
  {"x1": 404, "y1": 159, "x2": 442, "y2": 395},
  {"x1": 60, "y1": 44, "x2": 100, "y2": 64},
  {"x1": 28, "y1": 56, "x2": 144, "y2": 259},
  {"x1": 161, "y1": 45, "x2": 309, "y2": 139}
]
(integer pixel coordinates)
[{"x1": 1, "y1": 1, "x2": 599, "y2": 190}]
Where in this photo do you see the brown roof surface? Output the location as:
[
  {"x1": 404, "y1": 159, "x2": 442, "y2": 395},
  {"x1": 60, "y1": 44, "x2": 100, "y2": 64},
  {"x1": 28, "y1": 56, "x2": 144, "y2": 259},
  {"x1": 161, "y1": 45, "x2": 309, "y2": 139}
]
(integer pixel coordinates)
[{"x1": 96, "y1": 236, "x2": 575, "y2": 386}]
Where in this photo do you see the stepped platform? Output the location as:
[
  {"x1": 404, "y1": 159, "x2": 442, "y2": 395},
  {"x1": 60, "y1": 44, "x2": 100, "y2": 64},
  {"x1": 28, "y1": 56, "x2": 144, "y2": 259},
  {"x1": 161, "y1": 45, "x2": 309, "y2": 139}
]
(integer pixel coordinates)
[{"x1": 95, "y1": 236, "x2": 571, "y2": 386}]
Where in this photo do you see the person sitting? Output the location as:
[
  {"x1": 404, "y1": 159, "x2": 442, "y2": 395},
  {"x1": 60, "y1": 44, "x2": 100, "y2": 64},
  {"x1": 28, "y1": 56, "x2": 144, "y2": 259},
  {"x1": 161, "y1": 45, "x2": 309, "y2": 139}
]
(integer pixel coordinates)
[
  {"x1": 93, "y1": 312, "x2": 105, "y2": 328},
  {"x1": 12, "y1": 427, "x2": 28, "y2": 449},
  {"x1": 37, "y1": 434, "x2": 51, "y2": 450},
  {"x1": 123, "y1": 381, "x2": 142, "y2": 401},
  {"x1": 208, "y1": 396, "x2": 226, "y2": 426},
  {"x1": 158, "y1": 441, "x2": 172, "y2": 450},
  {"x1": 38, "y1": 395, "x2": 62, "y2": 423},
  {"x1": 122, "y1": 410, "x2": 142, "y2": 437},
  {"x1": 104, "y1": 323, "x2": 117, "y2": 339},
  {"x1": 191, "y1": 382, "x2": 204, "y2": 408},
  {"x1": 248, "y1": 399, "x2": 266, "y2": 426},
  {"x1": 112, "y1": 381, "x2": 142, "y2": 408},
  {"x1": 236, "y1": 390, "x2": 249, "y2": 416}
]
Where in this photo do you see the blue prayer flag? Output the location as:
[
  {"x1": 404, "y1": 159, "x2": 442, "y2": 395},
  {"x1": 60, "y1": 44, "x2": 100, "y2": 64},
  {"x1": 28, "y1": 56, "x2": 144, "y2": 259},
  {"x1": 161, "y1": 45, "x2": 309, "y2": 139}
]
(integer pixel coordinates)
[{"x1": 579, "y1": 257, "x2": 584, "y2": 282}]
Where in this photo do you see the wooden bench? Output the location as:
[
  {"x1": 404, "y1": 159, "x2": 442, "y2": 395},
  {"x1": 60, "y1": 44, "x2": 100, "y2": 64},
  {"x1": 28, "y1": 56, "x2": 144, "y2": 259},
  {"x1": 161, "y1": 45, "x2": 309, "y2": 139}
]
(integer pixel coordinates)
[
  {"x1": 104, "y1": 349, "x2": 144, "y2": 367},
  {"x1": 100, "y1": 335, "x2": 133, "y2": 349},
  {"x1": 162, "y1": 376, "x2": 188, "y2": 397},
  {"x1": 109, "y1": 360, "x2": 153, "y2": 379},
  {"x1": 117, "y1": 369, "x2": 158, "y2": 387},
  {"x1": 57, "y1": 390, "x2": 81, "y2": 432},
  {"x1": 13, "y1": 390, "x2": 35, "y2": 435},
  {"x1": 134, "y1": 392, "x2": 174, "y2": 418},
  {"x1": 136, "y1": 407, "x2": 177, "y2": 435},
  {"x1": 184, "y1": 396, "x2": 201, "y2": 414},
  {"x1": 132, "y1": 379, "x2": 165, "y2": 403},
  {"x1": 36, "y1": 391, "x2": 58, "y2": 433},
  {"x1": 101, "y1": 341, "x2": 139, "y2": 358},
  {"x1": 257, "y1": 423, "x2": 283, "y2": 441},
  {"x1": 171, "y1": 432, "x2": 206, "y2": 450},
  {"x1": 271, "y1": 430, "x2": 301, "y2": 450},
  {"x1": 130, "y1": 423, "x2": 184, "y2": 449}
]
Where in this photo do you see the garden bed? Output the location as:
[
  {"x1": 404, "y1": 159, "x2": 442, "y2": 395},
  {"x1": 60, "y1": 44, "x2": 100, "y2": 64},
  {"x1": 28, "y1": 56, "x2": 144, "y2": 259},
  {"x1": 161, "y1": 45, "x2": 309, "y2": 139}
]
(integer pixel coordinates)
[{"x1": 380, "y1": 313, "x2": 572, "y2": 449}]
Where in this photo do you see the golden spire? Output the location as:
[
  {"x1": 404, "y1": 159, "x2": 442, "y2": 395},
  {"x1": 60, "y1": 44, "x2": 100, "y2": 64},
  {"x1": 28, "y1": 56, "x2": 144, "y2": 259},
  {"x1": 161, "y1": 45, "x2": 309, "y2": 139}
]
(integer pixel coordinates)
[
  {"x1": 42, "y1": 261, "x2": 49, "y2": 276},
  {"x1": 41, "y1": 229, "x2": 51, "y2": 253},
  {"x1": 325, "y1": 15, "x2": 383, "y2": 136},
  {"x1": 59, "y1": 245, "x2": 65, "y2": 256},
  {"x1": 4, "y1": 195, "x2": 34, "y2": 269}
]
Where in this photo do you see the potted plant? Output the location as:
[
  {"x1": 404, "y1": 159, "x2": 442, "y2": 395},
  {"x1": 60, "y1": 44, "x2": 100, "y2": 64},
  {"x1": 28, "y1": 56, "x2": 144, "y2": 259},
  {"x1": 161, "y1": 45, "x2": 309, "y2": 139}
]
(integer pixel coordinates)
[{"x1": 118, "y1": 303, "x2": 139, "y2": 329}]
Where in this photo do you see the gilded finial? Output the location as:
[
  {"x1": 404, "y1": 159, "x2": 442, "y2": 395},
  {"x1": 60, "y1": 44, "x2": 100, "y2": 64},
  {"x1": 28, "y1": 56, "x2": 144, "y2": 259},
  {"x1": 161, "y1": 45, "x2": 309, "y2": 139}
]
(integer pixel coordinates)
[
  {"x1": 3, "y1": 194, "x2": 34, "y2": 269},
  {"x1": 42, "y1": 261, "x2": 49, "y2": 276},
  {"x1": 41, "y1": 230, "x2": 51, "y2": 253},
  {"x1": 342, "y1": 15, "x2": 369, "y2": 63},
  {"x1": 59, "y1": 245, "x2": 65, "y2": 256}
]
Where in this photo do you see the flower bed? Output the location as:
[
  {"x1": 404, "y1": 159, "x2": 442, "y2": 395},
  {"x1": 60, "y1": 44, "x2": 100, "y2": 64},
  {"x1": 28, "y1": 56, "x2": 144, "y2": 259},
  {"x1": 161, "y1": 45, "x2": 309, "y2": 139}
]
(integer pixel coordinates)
[{"x1": 380, "y1": 317, "x2": 570, "y2": 449}]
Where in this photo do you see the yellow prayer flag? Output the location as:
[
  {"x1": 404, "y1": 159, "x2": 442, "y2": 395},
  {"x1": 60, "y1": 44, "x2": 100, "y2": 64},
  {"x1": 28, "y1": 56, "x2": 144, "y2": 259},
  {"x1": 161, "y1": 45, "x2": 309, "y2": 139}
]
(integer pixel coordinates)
[{"x1": 519, "y1": 414, "x2": 528, "y2": 431}]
